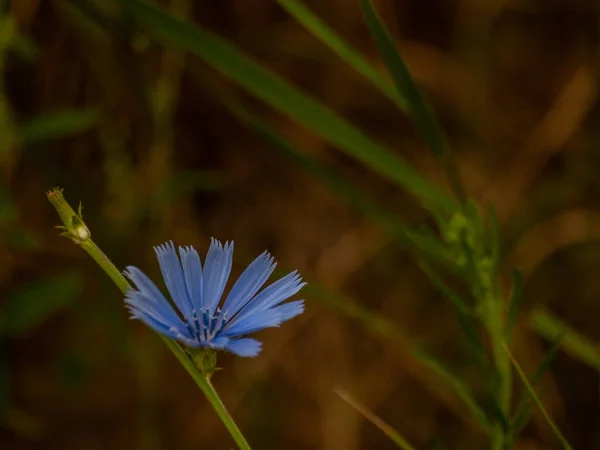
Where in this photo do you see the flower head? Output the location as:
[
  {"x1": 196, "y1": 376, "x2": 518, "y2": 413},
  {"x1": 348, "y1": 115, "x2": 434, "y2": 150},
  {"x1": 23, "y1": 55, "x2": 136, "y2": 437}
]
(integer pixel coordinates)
[{"x1": 123, "y1": 239, "x2": 305, "y2": 357}]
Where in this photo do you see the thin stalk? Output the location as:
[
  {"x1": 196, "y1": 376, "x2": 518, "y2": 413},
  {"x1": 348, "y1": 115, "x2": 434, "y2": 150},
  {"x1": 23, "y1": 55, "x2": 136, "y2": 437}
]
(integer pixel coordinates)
[
  {"x1": 47, "y1": 188, "x2": 251, "y2": 450},
  {"x1": 487, "y1": 297, "x2": 511, "y2": 450},
  {"x1": 462, "y1": 231, "x2": 510, "y2": 449},
  {"x1": 503, "y1": 343, "x2": 574, "y2": 450},
  {"x1": 335, "y1": 387, "x2": 416, "y2": 450}
]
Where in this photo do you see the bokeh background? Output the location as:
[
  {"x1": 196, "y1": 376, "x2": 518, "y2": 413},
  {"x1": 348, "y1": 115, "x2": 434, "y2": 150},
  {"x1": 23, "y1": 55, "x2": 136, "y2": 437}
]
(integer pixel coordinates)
[{"x1": 1, "y1": 0, "x2": 600, "y2": 449}]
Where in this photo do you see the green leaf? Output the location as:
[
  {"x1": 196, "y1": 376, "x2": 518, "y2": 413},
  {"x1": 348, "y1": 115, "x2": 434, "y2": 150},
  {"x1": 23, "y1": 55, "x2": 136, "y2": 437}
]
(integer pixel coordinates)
[
  {"x1": 505, "y1": 269, "x2": 523, "y2": 339},
  {"x1": 275, "y1": 0, "x2": 408, "y2": 112},
  {"x1": 530, "y1": 333, "x2": 565, "y2": 386},
  {"x1": 504, "y1": 343, "x2": 574, "y2": 450},
  {"x1": 214, "y1": 88, "x2": 455, "y2": 268},
  {"x1": 119, "y1": 0, "x2": 456, "y2": 211},
  {"x1": 357, "y1": 0, "x2": 444, "y2": 157},
  {"x1": 418, "y1": 260, "x2": 489, "y2": 365},
  {"x1": 419, "y1": 261, "x2": 472, "y2": 316},
  {"x1": 488, "y1": 204, "x2": 500, "y2": 264},
  {"x1": 412, "y1": 349, "x2": 491, "y2": 430},
  {"x1": 530, "y1": 308, "x2": 600, "y2": 371},
  {"x1": 510, "y1": 332, "x2": 564, "y2": 443},
  {"x1": 18, "y1": 108, "x2": 102, "y2": 144},
  {"x1": 335, "y1": 387, "x2": 416, "y2": 450},
  {"x1": 0, "y1": 273, "x2": 83, "y2": 336}
]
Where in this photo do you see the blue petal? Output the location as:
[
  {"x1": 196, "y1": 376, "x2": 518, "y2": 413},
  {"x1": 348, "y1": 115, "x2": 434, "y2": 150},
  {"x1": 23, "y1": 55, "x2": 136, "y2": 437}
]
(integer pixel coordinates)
[
  {"x1": 224, "y1": 338, "x2": 262, "y2": 357},
  {"x1": 220, "y1": 250, "x2": 276, "y2": 318},
  {"x1": 202, "y1": 238, "x2": 234, "y2": 316},
  {"x1": 127, "y1": 307, "x2": 173, "y2": 336},
  {"x1": 124, "y1": 266, "x2": 169, "y2": 304},
  {"x1": 127, "y1": 305, "x2": 194, "y2": 345},
  {"x1": 221, "y1": 308, "x2": 282, "y2": 337},
  {"x1": 222, "y1": 300, "x2": 304, "y2": 337},
  {"x1": 270, "y1": 300, "x2": 304, "y2": 322},
  {"x1": 154, "y1": 242, "x2": 194, "y2": 319},
  {"x1": 178, "y1": 246, "x2": 204, "y2": 311},
  {"x1": 209, "y1": 335, "x2": 230, "y2": 349},
  {"x1": 124, "y1": 266, "x2": 184, "y2": 326},
  {"x1": 234, "y1": 270, "x2": 305, "y2": 319}
]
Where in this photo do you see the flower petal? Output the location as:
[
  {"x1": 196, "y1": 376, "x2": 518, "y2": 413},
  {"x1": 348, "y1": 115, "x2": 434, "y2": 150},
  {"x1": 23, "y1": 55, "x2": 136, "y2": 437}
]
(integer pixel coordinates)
[
  {"x1": 123, "y1": 269, "x2": 184, "y2": 328},
  {"x1": 154, "y1": 242, "x2": 194, "y2": 319},
  {"x1": 127, "y1": 304, "x2": 192, "y2": 342},
  {"x1": 220, "y1": 250, "x2": 276, "y2": 318},
  {"x1": 270, "y1": 299, "x2": 304, "y2": 322},
  {"x1": 222, "y1": 300, "x2": 304, "y2": 337},
  {"x1": 202, "y1": 238, "x2": 234, "y2": 316},
  {"x1": 224, "y1": 338, "x2": 262, "y2": 357},
  {"x1": 178, "y1": 246, "x2": 204, "y2": 311},
  {"x1": 233, "y1": 271, "x2": 305, "y2": 322},
  {"x1": 124, "y1": 266, "x2": 170, "y2": 306}
]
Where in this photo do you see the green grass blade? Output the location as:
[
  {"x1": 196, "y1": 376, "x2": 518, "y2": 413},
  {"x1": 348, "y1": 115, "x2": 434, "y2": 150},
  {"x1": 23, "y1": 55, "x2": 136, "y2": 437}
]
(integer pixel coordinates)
[
  {"x1": 505, "y1": 269, "x2": 523, "y2": 340},
  {"x1": 119, "y1": 0, "x2": 455, "y2": 211},
  {"x1": 488, "y1": 203, "x2": 500, "y2": 269},
  {"x1": 275, "y1": 0, "x2": 408, "y2": 111},
  {"x1": 18, "y1": 108, "x2": 102, "y2": 144},
  {"x1": 530, "y1": 308, "x2": 600, "y2": 371},
  {"x1": 418, "y1": 262, "x2": 472, "y2": 317},
  {"x1": 504, "y1": 343, "x2": 574, "y2": 450},
  {"x1": 412, "y1": 349, "x2": 491, "y2": 430},
  {"x1": 212, "y1": 87, "x2": 454, "y2": 267},
  {"x1": 417, "y1": 261, "x2": 488, "y2": 363},
  {"x1": 509, "y1": 332, "x2": 564, "y2": 444},
  {"x1": 530, "y1": 332, "x2": 565, "y2": 386},
  {"x1": 357, "y1": 0, "x2": 444, "y2": 157},
  {"x1": 335, "y1": 387, "x2": 416, "y2": 450}
]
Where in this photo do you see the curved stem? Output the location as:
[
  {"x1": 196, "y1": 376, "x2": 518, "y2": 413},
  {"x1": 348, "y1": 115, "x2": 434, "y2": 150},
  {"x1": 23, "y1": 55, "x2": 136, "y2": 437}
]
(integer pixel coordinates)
[{"x1": 47, "y1": 188, "x2": 251, "y2": 450}]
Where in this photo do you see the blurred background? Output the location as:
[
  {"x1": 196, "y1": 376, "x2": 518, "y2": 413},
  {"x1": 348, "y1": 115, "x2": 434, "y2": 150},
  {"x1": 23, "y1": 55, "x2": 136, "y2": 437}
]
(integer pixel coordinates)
[{"x1": 1, "y1": 0, "x2": 600, "y2": 449}]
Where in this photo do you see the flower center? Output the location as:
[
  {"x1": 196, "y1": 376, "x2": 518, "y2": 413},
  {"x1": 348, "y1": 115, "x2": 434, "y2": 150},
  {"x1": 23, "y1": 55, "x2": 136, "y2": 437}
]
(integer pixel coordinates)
[{"x1": 187, "y1": 307, "x2": 228, "y2": 343}]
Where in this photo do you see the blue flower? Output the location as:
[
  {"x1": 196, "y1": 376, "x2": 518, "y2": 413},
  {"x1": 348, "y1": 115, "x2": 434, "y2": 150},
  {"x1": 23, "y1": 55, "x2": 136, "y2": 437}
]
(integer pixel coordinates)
[{"x1": 123, "y1": 239, "x2": 306, "y2": 357}]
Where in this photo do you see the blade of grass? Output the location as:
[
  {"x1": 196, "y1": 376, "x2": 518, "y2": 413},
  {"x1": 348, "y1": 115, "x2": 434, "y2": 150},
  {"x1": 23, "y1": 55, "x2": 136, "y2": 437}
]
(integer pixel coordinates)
[
  {"x1": 418, "y1": 261, "x2": 488, "y2": 363},
  {"x1": 211, "y1": 85, "x2": 455, "y2": 268},
  {"x1": 509, "y1": 332, "x2": 564, "y2": 444},
  {"x1": 18, "y1": 108, "x2": 101, "y2": 144},
  {"x1": 488, "y1": 203, "x2": 500, "y2": 269},
  {"x1": 274, "y1": 0, "x2": 408, "y2": 112},
  {"x1": 418, "y1": 261, "x2": 472, "y2": 316},
  {"x1": 357, "y1": 0, "x2": 466, "y2": 201},
  {"x1": 118, "y1": 0, "x2": 456, "y2": 212},
  {"x1": 412, "y1": 349, "x2": 491, "y2": 430},
  {"x1": 503, "y1": 343, "x2": 574, "y2": 450},
  {"x1": 334, "y1": 387, "x2": 416, "y2": 450},
  {"x1": 356, "y1": 0, "x2": 442, "y2": 157},
  {"x1": 505, "y1": 269, "x2": 523, "y2": 340},
  {"x1": 530, "y1": 308, "x2": 600, "y2": 371}
]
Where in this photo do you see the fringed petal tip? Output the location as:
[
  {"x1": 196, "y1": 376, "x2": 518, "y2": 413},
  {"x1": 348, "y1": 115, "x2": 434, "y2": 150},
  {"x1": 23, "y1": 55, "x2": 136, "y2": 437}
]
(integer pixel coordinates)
[{"x1": 225, "y1": 338, "x2": 262, "y2": 357}]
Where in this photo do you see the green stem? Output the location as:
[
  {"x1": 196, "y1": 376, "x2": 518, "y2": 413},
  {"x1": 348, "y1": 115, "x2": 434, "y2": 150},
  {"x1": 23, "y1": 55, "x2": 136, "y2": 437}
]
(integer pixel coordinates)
[
  {"x1": 487, "y1": 297, "x2": 511, "y2": 450},
  {"x1": 47, "y1": 188, "x2": 251, "y2": 450},
  {"x1": 503, "y1": 344, "x2": 573, "y2": 450}
]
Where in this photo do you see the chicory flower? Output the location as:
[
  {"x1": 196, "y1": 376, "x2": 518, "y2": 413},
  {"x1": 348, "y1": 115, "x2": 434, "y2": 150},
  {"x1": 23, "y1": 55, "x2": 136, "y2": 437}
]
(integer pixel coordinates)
[{"x1": 124, "y1": 239, "x2": 305, "y2": 357}]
